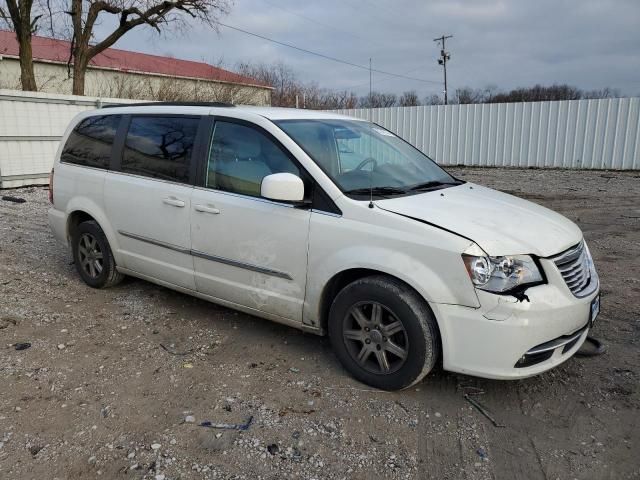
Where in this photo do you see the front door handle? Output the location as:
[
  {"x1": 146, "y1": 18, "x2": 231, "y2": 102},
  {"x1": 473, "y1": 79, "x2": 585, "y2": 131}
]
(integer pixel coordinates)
[
  {"x1": 194, "y1": 204, "x2": 220, "y2": 215},
  {"x1": 163, "y1": 196, "x2": 186, "y2": 208}
]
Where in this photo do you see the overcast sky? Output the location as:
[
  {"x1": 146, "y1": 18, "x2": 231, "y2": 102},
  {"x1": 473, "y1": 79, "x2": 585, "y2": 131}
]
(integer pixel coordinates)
[{"x1": 100, "y1": 0, "x2": 640, "y2": 98}]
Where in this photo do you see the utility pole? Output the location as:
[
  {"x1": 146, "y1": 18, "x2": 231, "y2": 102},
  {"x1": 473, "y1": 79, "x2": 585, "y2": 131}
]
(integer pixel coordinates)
[
  {"x1": 369, "y1": 58, "x2": 373, "y2": 107},
  {"x1": 434, "y1": 34, "x2": 453, "y2": 104}
]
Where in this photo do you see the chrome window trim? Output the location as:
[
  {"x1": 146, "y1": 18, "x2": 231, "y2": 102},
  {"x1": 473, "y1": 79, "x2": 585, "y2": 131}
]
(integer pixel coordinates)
[
  {"x1": 58, "y1": 163, "x2": 111, "y2": 173},
  {"x1": 311, "y1": 209, "x2": 342, "y2": 218},
  {"x1": 118, "y1": 230, "x2": 293, "y2": 280},
  {"x1": 192, "y1": 185, "x2": 298, "y2": 209},
  {"x1": 106, "y1": 169, "x2": 196, "y2": 188}
]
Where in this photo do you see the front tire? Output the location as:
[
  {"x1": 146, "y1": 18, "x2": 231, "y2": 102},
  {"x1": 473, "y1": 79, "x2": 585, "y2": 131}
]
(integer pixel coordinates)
[
  {"x1": 72, "y1": 220, "x2": 124, "y2": 289},
  {"x1": 328, "y1": 275, "x2": 440, "y2": 390}
]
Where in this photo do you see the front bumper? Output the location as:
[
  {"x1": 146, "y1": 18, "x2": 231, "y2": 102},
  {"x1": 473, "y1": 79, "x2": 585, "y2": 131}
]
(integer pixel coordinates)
[{"x1": 432, "y1": 258, "x2": 599, "y2": 380}]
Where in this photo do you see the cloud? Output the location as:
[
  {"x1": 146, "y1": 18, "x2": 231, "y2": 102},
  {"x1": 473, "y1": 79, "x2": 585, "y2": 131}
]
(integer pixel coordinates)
[{"x1": 97, "y1": 0, "x2": 640, "y2": 97}]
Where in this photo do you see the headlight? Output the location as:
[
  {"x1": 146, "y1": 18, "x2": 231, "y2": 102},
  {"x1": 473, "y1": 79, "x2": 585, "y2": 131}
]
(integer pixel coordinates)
[{"x1": 462, "y1": 247, "x2": 543, "y2": 293}]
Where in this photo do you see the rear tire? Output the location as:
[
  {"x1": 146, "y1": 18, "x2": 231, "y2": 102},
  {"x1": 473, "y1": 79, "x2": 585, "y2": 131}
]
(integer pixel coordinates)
[
  {"x1": 328, "y1": 275, "x2": 440, "y2": 391},
  {"x1": 72, "y1": 220, "x2": 124, "y2": 289}
]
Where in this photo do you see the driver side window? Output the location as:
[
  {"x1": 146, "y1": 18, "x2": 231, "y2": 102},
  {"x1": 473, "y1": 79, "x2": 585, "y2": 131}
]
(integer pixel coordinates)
[{"x1": 207, "y1": 121, "x2": 300, "y2": 198}]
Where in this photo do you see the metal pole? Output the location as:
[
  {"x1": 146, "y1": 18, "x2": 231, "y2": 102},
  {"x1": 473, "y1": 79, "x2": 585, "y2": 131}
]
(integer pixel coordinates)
[
  {"x1": 434, "y1": 35, "x2": 453, "y2": 105},
  {"x1": 369, "y1": 57, "x2": 372, "y2": 107}
]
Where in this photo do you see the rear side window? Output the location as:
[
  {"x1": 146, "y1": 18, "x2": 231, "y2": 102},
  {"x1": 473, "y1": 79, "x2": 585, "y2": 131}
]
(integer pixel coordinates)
[
  {"x1": 61, "y1": 115, "x2": 120, "y2": 169},
  {"x1": 121, "y1": 116, "x2": 199, "y2": 183}
]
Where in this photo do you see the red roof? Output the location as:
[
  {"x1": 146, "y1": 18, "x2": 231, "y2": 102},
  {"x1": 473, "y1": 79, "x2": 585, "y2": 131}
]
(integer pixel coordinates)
[{"x1": 0, "y1": 30, "x2": 271, "y2": 89}]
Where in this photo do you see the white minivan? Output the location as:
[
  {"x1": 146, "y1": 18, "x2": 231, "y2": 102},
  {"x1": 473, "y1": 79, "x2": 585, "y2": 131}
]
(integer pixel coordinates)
[{"x1": 49, "y1": 102, "x2": 600, "y2": 390}]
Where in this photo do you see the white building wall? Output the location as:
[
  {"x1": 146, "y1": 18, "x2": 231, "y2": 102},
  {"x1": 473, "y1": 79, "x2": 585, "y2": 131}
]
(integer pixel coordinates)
[
  {"x1": 0, "y1": 58, "x2": 272, "y2": 106},
  {"x1": 334, "y1": 98, "x2": 640, "y2": 170}
]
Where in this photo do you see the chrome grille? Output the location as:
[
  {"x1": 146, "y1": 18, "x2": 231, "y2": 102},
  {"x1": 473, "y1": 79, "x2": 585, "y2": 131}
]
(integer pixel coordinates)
[{"x1": 551, "y1": 242, "x2": 594, "y2": 297}]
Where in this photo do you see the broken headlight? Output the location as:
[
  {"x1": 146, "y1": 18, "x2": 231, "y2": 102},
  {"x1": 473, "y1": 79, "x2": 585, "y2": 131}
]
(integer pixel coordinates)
[{"x1": 462, "y1": 246, "x2": 543, "y2": 293}]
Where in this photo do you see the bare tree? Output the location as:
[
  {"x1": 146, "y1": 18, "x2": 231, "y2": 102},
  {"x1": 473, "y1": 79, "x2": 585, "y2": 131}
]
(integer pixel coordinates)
[
  {"x1": 399, "y1": 90, "x2": 419, "y2": 106},
  {"x1": 455, "y1": 86, "x2": 485, "y2": 104},
  {"x1": 423, "y1": 94, "x2": 442, "y2": 105},
  {"x1": 236, "y1": 61, "x2": 299, "y2": 107},
  {"x1": 491, "y1": 84, "x2": 583, "y2": 103},
  {"x1": 359, "y1": 91, "x2": 397, "y2": 108},
  {"x1": 584, "y1": 87, "x2": 621, "y2": 99},
  {"x1": 0, "y1": 0, "x2": 42, "y2": 90},
  {"x1": 65, "y1": 0, "x2": 230, "y2": 95},
  {"x1": 302, "y1": 84, "x2": 358, "y2": 110}
]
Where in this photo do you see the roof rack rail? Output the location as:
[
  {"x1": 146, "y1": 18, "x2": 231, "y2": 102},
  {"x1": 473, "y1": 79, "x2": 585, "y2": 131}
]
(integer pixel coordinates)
[{"x1": 101, "y1": 101, "x2": 235, "y2": 109}]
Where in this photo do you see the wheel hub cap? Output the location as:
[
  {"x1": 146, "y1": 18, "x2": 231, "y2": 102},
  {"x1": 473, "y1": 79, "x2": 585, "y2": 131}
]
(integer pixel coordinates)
[{"x1": 370, "y1": 330, "x2": 383, "y2": 343}]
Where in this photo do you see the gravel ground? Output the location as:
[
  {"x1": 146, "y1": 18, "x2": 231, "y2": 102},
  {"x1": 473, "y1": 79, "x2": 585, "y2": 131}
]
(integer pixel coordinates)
[{"x1": 0, "y1": 167, "x2": 639, "y2": 480}]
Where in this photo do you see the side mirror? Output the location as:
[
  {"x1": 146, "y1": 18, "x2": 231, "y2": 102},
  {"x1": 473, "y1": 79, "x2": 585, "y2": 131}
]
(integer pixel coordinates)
[{"x1": 261, "y1": 173, "x2": 305, "y2": 203}]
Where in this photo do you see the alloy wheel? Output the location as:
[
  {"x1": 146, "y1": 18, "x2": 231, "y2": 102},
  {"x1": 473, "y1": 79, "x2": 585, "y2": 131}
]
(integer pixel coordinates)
[
  {"x1": 78, "y1": 233, "x2": 104, "y2": 279},
  {"x1": 342, "y1": 301, "x2": 409, "y2": 374}
]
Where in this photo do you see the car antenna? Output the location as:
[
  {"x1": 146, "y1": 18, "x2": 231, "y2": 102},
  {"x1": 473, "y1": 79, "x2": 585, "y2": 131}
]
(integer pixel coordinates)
[{"x1": 368, "y1": 57, "x2": 374, "y2": 209}]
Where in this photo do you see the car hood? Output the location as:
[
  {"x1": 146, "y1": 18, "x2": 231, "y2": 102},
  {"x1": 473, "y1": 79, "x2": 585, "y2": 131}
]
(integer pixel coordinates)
[{"x1": 375, "y1": 182, "x2": 582, "y2": 257}]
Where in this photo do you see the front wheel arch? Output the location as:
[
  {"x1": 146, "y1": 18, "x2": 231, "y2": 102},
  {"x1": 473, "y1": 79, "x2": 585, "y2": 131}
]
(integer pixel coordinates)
[{"x1": 319, "y1": 268, "x2": 442, "y2": 341}]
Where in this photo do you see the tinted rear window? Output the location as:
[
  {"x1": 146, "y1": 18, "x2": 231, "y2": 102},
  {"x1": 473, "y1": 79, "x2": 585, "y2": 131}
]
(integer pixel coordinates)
[
  {"x1": 121, "y1": 116, "x2": 199, "y2": 183},
  {"x1": 61, "y1": 115, "x2": 120, "y2": 169}
]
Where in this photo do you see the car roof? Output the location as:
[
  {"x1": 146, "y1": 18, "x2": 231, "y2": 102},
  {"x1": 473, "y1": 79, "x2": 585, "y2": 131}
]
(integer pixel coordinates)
[
  {"x1": 235, "y1": 106, "x2": 361, "y2": 121},
  {"x1": 89, "y1": 104, "x2": 362, "y2": 122}
]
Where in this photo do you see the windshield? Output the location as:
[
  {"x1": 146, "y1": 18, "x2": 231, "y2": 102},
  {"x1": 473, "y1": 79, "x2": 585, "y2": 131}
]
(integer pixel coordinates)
[{"x1": 276, "y1": 119, "x2": 459, "y2": 197}]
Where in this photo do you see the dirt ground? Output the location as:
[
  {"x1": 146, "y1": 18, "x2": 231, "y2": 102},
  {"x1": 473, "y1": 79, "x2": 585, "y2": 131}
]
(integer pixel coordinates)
[{"x1": 1, "y1": 167, "x2": 638, "y2": 480}]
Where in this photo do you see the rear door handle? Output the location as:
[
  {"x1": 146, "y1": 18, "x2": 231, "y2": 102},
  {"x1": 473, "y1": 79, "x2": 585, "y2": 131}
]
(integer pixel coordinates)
[
  {"x1": 163, "y1": 196, "x2": 186, "y2": 208},
  {"x1": 194, "y1": 204, "x2": 220, "y2": 215}
]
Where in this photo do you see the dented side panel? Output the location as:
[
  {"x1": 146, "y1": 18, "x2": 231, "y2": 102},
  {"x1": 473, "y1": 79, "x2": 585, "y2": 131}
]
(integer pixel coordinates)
[{"x1": 303, "y1": 202, "x2": 479, "y2": 328}]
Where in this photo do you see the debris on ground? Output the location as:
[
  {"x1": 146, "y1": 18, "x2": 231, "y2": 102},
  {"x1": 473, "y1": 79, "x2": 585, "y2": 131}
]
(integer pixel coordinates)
[
  {"x1": 13, "y1": 342, "x2": 31, "y2": 351},
  {"x1": 575, "y1": 336, "x2": 607, "y2": 357},
  {"x1": 464, "y1": 393, "x2": 505, "y2": 428},
  {"x1": 199, "y1": 416, "x2": 253, "y2": 431},
  {"x1": 1, "y1": 195, "x2": 26, "y2": 203},
  {"x1": 476, "y1": 447, "x2": 489, "y2": 460},
  {"x1": 160, "y1": 343, "x2": 194, "y2": 356}
]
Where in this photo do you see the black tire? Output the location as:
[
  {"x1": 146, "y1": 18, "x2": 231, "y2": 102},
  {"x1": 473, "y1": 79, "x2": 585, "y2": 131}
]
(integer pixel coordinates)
[
  {"x1": 72, "y1": 220, "x2": 124, "y2": 289},
  {"x1": 328, "y1": 275, "x2": 440, "y2": 391}
]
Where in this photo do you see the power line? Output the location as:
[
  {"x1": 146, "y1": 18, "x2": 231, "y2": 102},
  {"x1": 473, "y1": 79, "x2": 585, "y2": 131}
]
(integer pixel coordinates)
[
  {"x1": 218, "y1": 22, "x2": 442, "y2": 85},
  {"x1": 336, "y1": 65, "x2": 431, "y2": 91},
  {"x1": 260, "y1": 0, "x2": 385, "y2": 48}
]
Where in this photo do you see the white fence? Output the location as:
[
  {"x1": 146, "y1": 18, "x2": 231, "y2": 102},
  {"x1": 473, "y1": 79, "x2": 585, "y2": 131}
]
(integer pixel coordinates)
[
  {"x1": 334, "y1": 98, "x2": 640, "y2": 170},
  {"x1": 1, "y1": 92, "x2": 639, "y2": 188},
  {"x1": 0, "y1": 90, "x2": 133, "y2": 188}
]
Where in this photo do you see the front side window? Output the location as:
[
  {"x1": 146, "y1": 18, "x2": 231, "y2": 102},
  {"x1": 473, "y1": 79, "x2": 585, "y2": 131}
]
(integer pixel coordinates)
[
  {"x1": 206, "y1": 121, "x2": 300, "y2": 197},
  {"x1": 276, "y1": 119, "x2": 460, "y2": 197},
  {"x1": 61, "y1": 115, "x2": 120, "y2": 169},
  {"x1": 121, "y1": 116, "x2": 199, "y2": 183}
]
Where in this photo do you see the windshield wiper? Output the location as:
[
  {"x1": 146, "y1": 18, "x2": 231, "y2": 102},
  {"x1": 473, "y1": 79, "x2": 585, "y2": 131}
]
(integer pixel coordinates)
[
  {"x1": 408, "y1": 180, "x2": 461, "y2": 191},
  {"x1": 344, "y1": 186, "x2": 407, "y2": 196}
]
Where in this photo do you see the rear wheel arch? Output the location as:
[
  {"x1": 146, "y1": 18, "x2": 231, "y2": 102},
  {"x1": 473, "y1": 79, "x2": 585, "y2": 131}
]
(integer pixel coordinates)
[
  {"x1": 65, "y1": 208, "x2": 119, "y2": 255},
  {"x1": 71, "y1": 219, "x2": 124, "y2": 288},
  {"x1": 67, "y1": 210, "x2": 96, "y2": 242}
]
